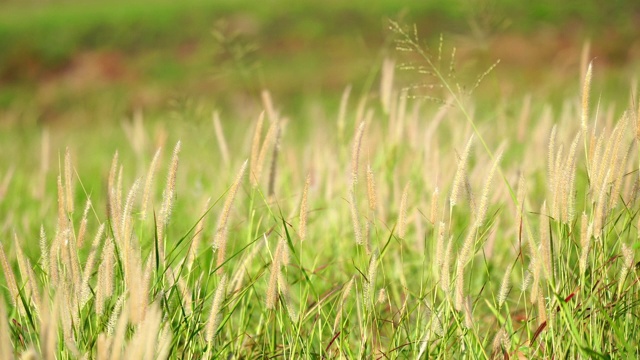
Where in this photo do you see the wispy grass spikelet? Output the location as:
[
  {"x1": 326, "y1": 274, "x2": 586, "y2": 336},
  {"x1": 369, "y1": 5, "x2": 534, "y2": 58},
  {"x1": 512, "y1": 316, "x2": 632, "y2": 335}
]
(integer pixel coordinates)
[
  {"x1": 430, "y1": 187, "x2": 439, "y2": 225},
  {"x1": 212, "y1": 111, "x2": 230, "y2": 166},
  {"x1": 450, "y1": 135, "x2": 473, "y2": 208},
  {"x1": 440, "y1": 236, "x2": 453, "y2": 293},
  {"x1": 256, "y1": 120, "x2": 277, "y2": 188},
  {"x1": 158, "y1": 141, "x2": 181, "y2": 265},
  {"x1": 80, "y1": 223, "x2": 105, "y2": 307},
  {"x1": 364, "y1": 250, "x2": 378, "y2": 311},
  {"x1": 76, "y1": 199, "x2": 92, "y2": 247},
  {"x1": 351, "y1": 122, "x2": 366, "y2": 185},
  {"x1": 249, "y1": 112, "x2": 265, "y2": 187},
  {"x1": 64, "y1": 147, "x2": 74, "y2": 214},
  {"x1": 497, "y1": 263, "x2": 513, "y2": 309},
  {"x1": 618, "y1": 243, "x2": 634, "y2": 295},
  {"x1": 266, "y1": 239, "x2": 285, "y2": 310},
  {"x1": 205, "y1": 274, "x2": 227, "y2": 345},
  {"x1": 333, "y1": 276, "x2": 355, "y2": 332},
  {"x1": 475, "y1": 149, "x2": 502, "y2": 228},
  {"x1": 539, "y1": 201, "x2": 552, "y2": 280},
  {"x1": 579, "y1": 212, "x2": 592, "y2": 277},
  {"x1": 581, "y1": 62, "x2": 592, "y2": 137},
  {"x1": 214, "y1": 160, "x2": 247, "y2": 274},
  {"x1": 366, "y1": 164, "x2": 376, "y2": 211},
  {"x1": 96, "y1": 237, "x2": 115, "y2": 317},
  {"x1": 267, "y1": 123, "x2": 281, "y2": 198},
  {"x1": 0, "y1": 302, "x2": 11, "y2": 360},
  {"x1": 349, "y1": 190, "x2": 363, "y2": 245},
  {"x1": 140, "y1": 147, "x2": 161, "y2": 221}
]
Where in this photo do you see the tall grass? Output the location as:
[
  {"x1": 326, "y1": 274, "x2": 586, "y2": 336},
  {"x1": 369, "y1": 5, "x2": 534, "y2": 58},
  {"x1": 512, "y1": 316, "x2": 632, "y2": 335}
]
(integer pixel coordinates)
[{"x1": 0, "y1": 25, "x2": 638, "y2": 359}]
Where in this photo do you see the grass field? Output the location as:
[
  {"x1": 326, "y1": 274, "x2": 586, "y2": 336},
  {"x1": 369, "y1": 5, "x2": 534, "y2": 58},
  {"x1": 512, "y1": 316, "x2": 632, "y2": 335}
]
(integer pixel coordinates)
[{"x1": 1, "y1": 2, "x2": 640, "y2": 359}]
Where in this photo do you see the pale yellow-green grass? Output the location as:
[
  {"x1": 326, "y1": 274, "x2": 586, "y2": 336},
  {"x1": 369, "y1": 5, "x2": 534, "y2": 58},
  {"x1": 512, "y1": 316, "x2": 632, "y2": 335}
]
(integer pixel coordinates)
[{"x1": 0, "y1": 26, "x2": 638, "y2": 359}]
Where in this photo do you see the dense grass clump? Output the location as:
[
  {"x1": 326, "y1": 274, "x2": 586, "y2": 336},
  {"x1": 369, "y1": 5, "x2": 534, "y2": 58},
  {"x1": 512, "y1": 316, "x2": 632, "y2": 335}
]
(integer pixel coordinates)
[{"x1": 0, "y1": 25, "x2": 639, "y2": 359}]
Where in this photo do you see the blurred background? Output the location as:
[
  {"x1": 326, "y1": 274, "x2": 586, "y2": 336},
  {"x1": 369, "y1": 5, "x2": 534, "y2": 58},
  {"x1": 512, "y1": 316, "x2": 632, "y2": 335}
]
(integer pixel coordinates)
[{"x1": 0, "y1": 0, "x2": 639, "y2": 128}]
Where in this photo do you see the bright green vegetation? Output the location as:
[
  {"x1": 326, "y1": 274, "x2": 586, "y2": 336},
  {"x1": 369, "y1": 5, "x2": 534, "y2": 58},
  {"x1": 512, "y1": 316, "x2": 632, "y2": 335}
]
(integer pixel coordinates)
[{"x1": 0, "y1": 19, "x2": 639, "y2": 358}]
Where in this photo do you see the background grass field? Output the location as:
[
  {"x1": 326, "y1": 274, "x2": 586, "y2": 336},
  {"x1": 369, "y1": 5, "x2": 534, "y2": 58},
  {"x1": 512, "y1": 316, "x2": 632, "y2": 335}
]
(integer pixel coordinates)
[{"x1": 1, "y1": 1, "x2": 640, "y2": 358}]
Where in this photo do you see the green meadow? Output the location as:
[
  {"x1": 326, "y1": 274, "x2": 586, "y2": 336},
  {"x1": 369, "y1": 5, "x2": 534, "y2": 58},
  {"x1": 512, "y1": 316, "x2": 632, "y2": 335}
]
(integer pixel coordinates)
[{"x1": 0, "y1": 1, "x2": 639, "y2": 358}]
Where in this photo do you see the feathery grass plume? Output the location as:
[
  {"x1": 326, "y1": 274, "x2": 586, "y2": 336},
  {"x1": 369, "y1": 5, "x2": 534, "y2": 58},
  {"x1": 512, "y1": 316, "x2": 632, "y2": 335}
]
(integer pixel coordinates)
[
  {"x1": 594, "y1": 170, "x2": 611, "y2": 239},
  {"x1": 547, "y1": 125, "x2": 557, "y2": 198},
  {"x1": 64, "y1": 147, "x2": 74, "y2": 214},
  {"x1": 0, "y1": 302, "x2": 11, "y2": 360},
  {"x1": 490, "y1": 328, "x2": 508, "y2": 359},
  {"x1": 377, "y1": 288, "x2": 387, "y2": 304},
  {"x1": 450, "y1": 135, "x2": 473, "y2": 208},
  {"x1": 205, "y1": 274, "x2": 227, "y2": 346},
  {"x1": 366, "y1": 164, "x2": 377, "y2": 211},
  {"x1": 41, "y1": 291, "x2": 61, "y2": 359},
  {"x1": 212, "y1": 111, "x2": 230, "y2": 166},
  {"x1": 107, "y1": 293, "x2": 126, "y2": 336},
  {"x1": 76, "y1": 199, "x2": 92, "y2": 248},
  {"x1": 107, "y1": 152, "x2": 120, "y2": 241},
  {"x1": 62, "y1": 228, "x2": 82, "y2": 301},
  {"x1": 255, "y1": 119, "x2": 277, "y2": 188},
  {"x1": 589, "y1": 131, "x2": 605, "y2": 190},
  {"x1": 349, "y1": 189, "x2": 363, "y2": 246},
  {"x1": 364, "y1": 250, "x2": 379, "y2": 311},
  {"x1": 266, "y1": 239, "x2": 286, "y2": 310},
  {"x1": 299, "y1": 173, "x2": 311, "y2": 241},
  {"x1": 110, "y1": 296, "x2": 129, "y2": 359},
  {"x1": 551, "y1": 144, "x2": 564, "y2": 220},
  {"x1": 581, "y1": 62, "x2": 592, "y2": 137},
  {"x1": 230, "y1": 235, "x2": 265, "y2": 293},
  {"x1": 278, "y1": 271, "x2": 297, "y2": 322},
  {"x1": 80, "y1": 223, "x2": 105, "y2": 307},
  {"x1": 397, "y1": 182, "x2": 410, "y2": 238},
  {"x1": 530, "y1": 248, "x2": 541, "y2": 303},
  {"x1": 380, "y1": 58, "x2": 395, "y2": 114},
  {"x1": 14, "y1": 234, "x2": 40, "y2": 312},
  {"x1": 462, "y1": 296, "x2": 473, "y2": 329},
  {"x1": 261, "y1": 89, "x2": 278, "y2": 123},
  {"x1": 125, "y1": 303, "x2": 163, "y2": 360},
  {"x1": 434, "y1": 221, "x2": 446, "y2": 281},
  {"x1": 156, "y1": 324, "x2": 173, "y2": 360},
  {"x1": 561, "y1": 133, "x2": 581, "y2": 223},
  {"x1": 267, "y1": 123, "x2": 281, "y2": 198},
  {"x1": 337, "y1": 85, "x2": 352, "y2": 142},
  {"x1": 96, "y1": 237, "x2": 115, "y2": 317},
  {"x1": 332, "y1": 276, "x2": 355, "y2": 332},
  {"x1": 249, "y1": 112, "x2": 265, "y2": 187},
  {"x1": 440, "y1": 236, "x2": 454, "y2": 293},
  {"x1": 475, "y1": 149, "x2": 502, "y2": 228},
  {"x1": 214, "y1": 160, "x2": 247, "y2": 274},
  {"x1": 187, "y1": 197, "x2": 210, "y2": 271},
  {"x1": 579, "y1": 212, "x2": 592, "y2": 277},
  {"x1": 57, "y1": 175, "x2": 66, "y2": 233},
  {"x1": 129, "y1": 253, "x2": 151, "y2": 325},
  {"x1": 140, "y1": 147, "x2": 161, "y2": 221},
  {"x1": 537, "y1": 292, "x2": 547, "y2": 327},
  {"x1": 120, "y1": 179, "x2": 140, "y2": 248},
  {"x1": 618, "y1": 243, "x2": 635, "y2": 295},
  {"x1": 429, "y1": 187, "x2": 439, "y2": 225},
  {"x1": 157, "y1": 141, "x2": 181, "y2": 265},
  {"x1": 351, "y1": 122, "x2": 366, "y2": 185},
  {"x1": 497, "y1": 263, "x2": 513, "y2": 309},
  {"x1": 539, "y1": 201, "x2": 552, "y2": 281}
]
